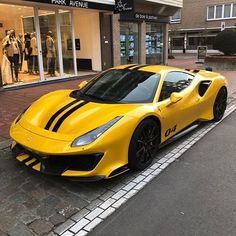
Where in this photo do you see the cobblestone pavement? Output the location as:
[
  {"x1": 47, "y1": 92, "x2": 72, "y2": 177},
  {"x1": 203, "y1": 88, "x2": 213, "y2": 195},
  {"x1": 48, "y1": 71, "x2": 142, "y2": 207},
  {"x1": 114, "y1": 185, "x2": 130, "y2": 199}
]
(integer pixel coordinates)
[
  {"x1": 0, "y1": 131, "x2": 186, "y2": 236},
  {"x1": 0, "y1": 96, "x2": 235, "y2": 236}
]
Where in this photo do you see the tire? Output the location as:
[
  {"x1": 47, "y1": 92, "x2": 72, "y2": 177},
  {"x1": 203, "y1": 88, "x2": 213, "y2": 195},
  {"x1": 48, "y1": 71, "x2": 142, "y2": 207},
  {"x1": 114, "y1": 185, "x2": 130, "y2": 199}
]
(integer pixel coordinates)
[
  {"x1": 128, "y1": 119, "x2": 160, "y2": 171},
  {"x1": 213, "y1": 87, "x2": 227, "y2": 122}
]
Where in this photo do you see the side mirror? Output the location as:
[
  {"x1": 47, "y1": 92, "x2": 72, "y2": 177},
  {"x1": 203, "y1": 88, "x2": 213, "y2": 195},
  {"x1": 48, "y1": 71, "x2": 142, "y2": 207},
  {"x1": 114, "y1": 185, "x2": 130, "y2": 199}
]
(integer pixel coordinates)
[
  {"x1": 169, "y1": 92, "x2": 183, "y2": 104},
  {"x1": 78, "y1": 80, "x2": 88, "y2": 90}
]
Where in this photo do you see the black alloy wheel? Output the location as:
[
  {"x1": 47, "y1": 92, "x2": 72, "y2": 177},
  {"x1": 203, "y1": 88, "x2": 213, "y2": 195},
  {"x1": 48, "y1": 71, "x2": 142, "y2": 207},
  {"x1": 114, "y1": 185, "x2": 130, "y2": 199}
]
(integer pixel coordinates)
[
  {"x1": 213, "y1": 87, "x2": 227, "y2": 122},
  {"x1": 128, "y1": 119, "x2": 160, "y2": 170}
]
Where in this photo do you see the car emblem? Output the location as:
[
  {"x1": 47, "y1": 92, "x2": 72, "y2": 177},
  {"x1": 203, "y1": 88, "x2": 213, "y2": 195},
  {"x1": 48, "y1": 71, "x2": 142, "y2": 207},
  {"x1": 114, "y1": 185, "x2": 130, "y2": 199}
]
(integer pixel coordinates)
[{"x1": 27, "y1": 136, "x2": 32, "y2": 142}]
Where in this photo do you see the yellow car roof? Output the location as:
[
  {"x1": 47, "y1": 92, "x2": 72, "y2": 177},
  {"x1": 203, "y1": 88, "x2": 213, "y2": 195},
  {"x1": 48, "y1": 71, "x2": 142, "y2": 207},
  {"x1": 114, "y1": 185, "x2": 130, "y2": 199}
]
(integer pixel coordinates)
[{"x1": 113, "y1": 64, "x2": 183, "y2": 74}]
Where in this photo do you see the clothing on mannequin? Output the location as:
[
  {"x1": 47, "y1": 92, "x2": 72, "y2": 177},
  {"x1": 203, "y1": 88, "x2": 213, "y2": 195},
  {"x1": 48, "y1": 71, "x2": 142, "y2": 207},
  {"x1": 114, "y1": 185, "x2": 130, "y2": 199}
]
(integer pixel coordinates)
[
  {"x1": 29, "y1": 32, "x2": 38, "y2": 75},
  {"x1": 2, "y1": 29, "x2": 21, "y2": 82},
  {"x1": 46, "y1": 31, "x2": 56, "y2": 76}
]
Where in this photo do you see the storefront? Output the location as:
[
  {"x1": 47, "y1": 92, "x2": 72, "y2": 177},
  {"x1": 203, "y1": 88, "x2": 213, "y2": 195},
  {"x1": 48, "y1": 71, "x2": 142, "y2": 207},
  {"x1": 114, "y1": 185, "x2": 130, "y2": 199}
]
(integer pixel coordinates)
[
  {"x1": 0, "y1": 0, "x2": 182, "y2": 89},
  {"x1": 0, "y1": 0, "x2": 113, "y2": 87},
  {"x1": 112, "y1": 0, "x2": 174, "y2": 66}
]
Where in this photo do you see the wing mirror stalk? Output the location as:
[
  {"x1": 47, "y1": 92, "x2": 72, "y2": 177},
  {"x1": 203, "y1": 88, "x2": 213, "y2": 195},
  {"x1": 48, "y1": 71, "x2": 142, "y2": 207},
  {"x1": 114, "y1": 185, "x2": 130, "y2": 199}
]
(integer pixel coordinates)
[{"x1": 167, "y1": 92, "x2": 183, "y2": 107}]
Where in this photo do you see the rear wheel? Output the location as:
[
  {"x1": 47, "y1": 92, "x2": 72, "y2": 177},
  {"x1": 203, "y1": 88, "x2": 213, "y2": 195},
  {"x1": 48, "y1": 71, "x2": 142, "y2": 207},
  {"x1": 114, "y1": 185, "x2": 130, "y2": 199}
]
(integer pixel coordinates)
[
  {"x1": 213, "y1": 87, "x2": 227, "y2": 122},
  {"x1": 128, "y1": 119, "x2": 160, "y2": 170}
]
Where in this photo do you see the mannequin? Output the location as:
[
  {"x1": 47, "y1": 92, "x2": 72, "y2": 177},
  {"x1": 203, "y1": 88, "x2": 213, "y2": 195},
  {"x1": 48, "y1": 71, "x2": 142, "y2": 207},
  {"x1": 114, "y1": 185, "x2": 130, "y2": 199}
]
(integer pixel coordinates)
[
  {"x1": 29, "y1": 32, "x2": 38, "y2": 75},
  {"x1": 46, "y1": 31, "x2": 56, "y2": 76},
  {"x1": 2, "y1": 29, "x2": 21, "y2": 82}
]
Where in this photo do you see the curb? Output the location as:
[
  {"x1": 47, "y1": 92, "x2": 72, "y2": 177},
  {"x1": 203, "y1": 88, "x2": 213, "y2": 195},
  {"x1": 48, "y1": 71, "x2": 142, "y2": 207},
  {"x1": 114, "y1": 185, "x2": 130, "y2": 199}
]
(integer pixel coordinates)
[{"x1": 0, "y1": 139, "x2": 11, "y2": 150}]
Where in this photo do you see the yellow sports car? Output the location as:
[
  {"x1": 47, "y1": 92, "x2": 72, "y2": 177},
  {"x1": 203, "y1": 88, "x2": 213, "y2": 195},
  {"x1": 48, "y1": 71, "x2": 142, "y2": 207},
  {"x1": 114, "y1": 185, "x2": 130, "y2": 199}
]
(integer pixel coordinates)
[{"x1": 10, "y1": 65, "x2": 227, "y2": 180}]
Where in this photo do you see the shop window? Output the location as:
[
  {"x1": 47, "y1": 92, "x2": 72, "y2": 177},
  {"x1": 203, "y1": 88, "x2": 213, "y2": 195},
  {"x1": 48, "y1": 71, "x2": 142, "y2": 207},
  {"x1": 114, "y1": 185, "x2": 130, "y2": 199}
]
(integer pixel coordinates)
[
  {"x1": 146, "y1": 23, "x2": 163, "y2": 65},
  {"x1": 120, "y1": 22, "x2": 139, "y2": 65},
  {"x1": 0, "y1": 5, "x2": 38, "y2": 86},
  {"x1": 59, "y1": 10, "x2": 74, "y2": 76}
]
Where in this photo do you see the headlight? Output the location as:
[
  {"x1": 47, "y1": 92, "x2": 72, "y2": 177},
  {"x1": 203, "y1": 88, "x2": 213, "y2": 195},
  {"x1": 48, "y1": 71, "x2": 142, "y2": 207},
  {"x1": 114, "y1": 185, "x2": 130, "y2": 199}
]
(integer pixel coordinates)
[{"x1": 71, "y1": 116, "x2": 123, "y2": 147}]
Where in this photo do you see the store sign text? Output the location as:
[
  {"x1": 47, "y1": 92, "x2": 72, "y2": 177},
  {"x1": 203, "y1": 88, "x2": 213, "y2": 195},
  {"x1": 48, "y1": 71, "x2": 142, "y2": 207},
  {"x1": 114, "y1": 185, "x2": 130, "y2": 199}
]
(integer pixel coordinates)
[
  {"x1": 135, "y1": 13, "x2": 158, "y2": 21},
  {"x1": 114, "y1": 0, "x2": 133, "y2": 13},
  {"x1": 51, "y1": 0, "x2": 88, "y2": 8}
]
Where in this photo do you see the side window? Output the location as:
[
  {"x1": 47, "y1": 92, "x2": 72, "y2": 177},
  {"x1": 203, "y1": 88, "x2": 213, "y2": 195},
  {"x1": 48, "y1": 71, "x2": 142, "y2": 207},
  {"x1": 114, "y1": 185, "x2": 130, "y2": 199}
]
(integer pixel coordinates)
[{"x1": 159, "y1": 72, "x2": 194, "y2": 102}]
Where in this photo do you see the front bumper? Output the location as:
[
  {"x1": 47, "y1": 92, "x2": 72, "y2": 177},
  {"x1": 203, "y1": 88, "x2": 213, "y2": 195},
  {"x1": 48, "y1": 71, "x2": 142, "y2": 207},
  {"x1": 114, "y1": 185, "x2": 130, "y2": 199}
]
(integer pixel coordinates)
[
  {"x1": 10, "y1": 116, "x2": 135, "y2": 179},
  {"x1": 12, "y1": 143, "x2": 105, "y2": 178}
]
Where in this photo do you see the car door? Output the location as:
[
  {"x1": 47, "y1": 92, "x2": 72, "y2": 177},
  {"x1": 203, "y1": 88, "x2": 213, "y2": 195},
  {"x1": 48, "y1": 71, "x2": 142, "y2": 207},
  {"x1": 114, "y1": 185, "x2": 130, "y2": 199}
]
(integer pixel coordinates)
[{"x1": 156, "y1": 71, "x2": 198, "y2": 142}]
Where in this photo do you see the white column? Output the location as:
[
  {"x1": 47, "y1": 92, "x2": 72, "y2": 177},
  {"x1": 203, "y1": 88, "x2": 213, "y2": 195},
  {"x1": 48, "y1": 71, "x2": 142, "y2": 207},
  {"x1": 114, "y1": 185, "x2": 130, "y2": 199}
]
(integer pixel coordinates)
[
  {"x1": 55, "y1": 9, "x2": 64, "y2": 76},
  {"x1": 71, "y1": 10, "x2": 78, "y2": 75},
  {"x1": 34, "y1": 7, "x2": 44, "y2": 81}
]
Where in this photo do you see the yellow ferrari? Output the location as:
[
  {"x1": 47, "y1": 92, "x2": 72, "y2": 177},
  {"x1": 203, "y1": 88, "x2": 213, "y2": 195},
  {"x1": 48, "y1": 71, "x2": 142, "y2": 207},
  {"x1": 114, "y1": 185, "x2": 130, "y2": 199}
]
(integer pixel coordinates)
[{"x1": 10, "y1": 65, "x2": 228, "y2": 180}]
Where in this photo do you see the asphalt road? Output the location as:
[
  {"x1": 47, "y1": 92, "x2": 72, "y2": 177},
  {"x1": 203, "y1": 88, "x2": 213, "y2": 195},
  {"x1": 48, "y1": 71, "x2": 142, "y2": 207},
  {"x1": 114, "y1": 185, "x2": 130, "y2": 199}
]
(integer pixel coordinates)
[{"x1": 90, "y1": 110, "x2": 236, "y2": 236}]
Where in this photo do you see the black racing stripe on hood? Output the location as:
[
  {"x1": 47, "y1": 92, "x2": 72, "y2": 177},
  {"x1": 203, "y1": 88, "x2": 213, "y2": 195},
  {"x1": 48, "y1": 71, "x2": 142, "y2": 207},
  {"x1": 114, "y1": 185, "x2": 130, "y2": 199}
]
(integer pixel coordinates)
[
  {"x1": 131, "y1": 65, "x2": 148, "y2": 70},
  {"x1": 52, "y1": 101, "x2": 89, "y2": 132},
  {"x1": 124, "y1": 64, "x2": 138, "y2": 69},
  {"x1": 45, "y1": 100, "x2": 79, "y2": 130}
]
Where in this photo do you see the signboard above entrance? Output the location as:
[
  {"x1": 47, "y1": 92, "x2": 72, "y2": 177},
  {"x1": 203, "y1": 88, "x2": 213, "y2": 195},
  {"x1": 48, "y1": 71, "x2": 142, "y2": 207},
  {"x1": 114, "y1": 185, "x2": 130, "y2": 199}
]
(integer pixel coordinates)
[
  {"x1": 114, "y1": 0, "x2": 134, "y2": 13},
  {"x1": 24, "y1": 0, "x2": 114, "y2": 11},
  {"x1": 120, "y1": 12, "x2": 169, "y2": 23}
]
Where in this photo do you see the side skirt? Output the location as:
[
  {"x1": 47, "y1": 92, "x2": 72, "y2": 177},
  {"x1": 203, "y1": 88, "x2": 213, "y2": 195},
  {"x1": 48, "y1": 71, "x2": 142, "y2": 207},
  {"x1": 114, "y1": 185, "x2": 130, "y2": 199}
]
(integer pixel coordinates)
[{"x1": 159, "y1": 122, "x2": 200, "y2": 149}]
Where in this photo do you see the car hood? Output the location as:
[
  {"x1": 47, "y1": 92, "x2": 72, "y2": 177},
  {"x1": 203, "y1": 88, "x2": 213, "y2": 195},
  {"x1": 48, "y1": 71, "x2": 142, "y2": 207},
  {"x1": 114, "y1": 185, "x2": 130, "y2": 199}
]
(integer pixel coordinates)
[{"x1": 18, "y1": 90, "x2": 146, "y2": 140}]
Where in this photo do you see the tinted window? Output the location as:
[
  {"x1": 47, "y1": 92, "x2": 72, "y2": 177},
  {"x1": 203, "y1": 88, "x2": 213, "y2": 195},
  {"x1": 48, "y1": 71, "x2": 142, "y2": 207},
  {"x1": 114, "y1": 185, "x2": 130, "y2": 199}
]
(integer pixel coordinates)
[
  {"x1": 159, "y1": 72, "x2": 194, "y2": 101},
  {"x1": 78, "y1": 69, "x2": 160, "y2": 103}
]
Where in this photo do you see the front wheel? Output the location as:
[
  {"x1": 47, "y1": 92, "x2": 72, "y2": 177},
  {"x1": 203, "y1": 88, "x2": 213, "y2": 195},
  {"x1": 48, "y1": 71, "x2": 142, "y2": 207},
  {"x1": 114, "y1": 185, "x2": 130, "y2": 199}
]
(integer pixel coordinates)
[
  {"x1": 213, "y1": 87, "x2": 227, "y2": 122},
  {"x1": 128, "y1": 119, "x2": 160, "y2": 171}
]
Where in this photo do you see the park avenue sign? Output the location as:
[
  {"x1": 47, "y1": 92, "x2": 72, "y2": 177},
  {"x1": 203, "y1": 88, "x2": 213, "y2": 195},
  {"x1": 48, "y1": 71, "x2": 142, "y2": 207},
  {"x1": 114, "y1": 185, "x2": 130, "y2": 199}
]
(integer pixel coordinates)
[{"x1": 23, "y1": 0, "x2": 113, "y2": 10}]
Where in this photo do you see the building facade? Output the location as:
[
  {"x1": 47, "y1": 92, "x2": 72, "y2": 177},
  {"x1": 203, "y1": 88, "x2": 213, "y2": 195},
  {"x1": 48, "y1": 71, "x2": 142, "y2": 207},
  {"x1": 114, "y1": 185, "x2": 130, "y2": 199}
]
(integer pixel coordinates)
[
  {"x1": 169, "y1": 0, "x2": 236, "y2": 53},
  {"x1": 0, "y1": 0, "x2": 182, "y2": 89}
]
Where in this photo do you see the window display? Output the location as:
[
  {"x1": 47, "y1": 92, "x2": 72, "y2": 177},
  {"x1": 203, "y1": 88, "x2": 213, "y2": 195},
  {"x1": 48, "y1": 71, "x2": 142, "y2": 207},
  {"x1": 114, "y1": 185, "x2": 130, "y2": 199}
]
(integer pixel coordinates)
[
  {"x1": 146, "y1": 23, "x2": 163, "y2": 65},
  {"x1": 120, "y1": 22, "x2": 139, "y2": 64},
  {"x1": 0, "y1": 5, "x2": 38, "y2": 86}
]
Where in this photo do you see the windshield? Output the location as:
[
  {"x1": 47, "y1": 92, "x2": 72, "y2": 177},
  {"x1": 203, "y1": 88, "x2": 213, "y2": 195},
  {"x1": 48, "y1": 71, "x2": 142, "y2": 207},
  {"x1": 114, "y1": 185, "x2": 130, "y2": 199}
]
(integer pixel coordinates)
[{"x1": 76, "y1": 69, "x2": 160, "y2": 103}]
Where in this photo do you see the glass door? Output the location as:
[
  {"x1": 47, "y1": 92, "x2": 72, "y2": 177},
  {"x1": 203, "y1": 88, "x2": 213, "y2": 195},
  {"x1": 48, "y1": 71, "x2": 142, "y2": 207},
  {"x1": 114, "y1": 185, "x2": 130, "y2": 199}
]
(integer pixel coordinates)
[
  {"x1": 37, "y1": 9, "x2": 60, "y2": 79},
  {"x1": 59, "y1": 10, "x2": 75, "y2": 76}
]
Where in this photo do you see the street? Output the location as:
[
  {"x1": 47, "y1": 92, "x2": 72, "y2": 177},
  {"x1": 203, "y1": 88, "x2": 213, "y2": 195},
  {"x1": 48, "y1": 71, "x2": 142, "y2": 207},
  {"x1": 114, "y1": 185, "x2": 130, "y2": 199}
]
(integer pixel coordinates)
[{"x1": 91, "y1": 108, "x2": 236, "y2": 236}]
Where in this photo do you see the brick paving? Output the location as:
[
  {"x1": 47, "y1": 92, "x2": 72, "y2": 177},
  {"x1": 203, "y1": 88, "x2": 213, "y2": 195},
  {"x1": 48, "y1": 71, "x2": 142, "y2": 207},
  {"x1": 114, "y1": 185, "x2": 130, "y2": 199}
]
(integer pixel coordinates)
[{"x1": 0, "y1": 75, "x2": 92, "y2": 142}]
